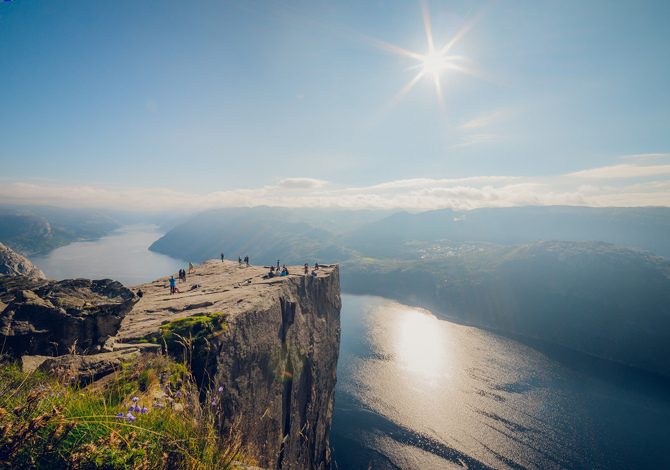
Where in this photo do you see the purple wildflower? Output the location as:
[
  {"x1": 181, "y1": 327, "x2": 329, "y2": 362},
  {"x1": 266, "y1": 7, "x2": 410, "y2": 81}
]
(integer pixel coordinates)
[
  {"x1": 141, "y1": 406, "x2": 149, "y2": 414},
  {"x1": 126, "y1": 412, "x2": 136, "y2": 422},
  {"x1": 131, "y1": 396, "x2": 140, "y2": 403},
  {"x1": 128, "y1": 405, "x2": 134, "y2": 411},
  {"x1": 175, "y1": 391, "x2": 181, "y2": 398},
  {"x1": 217, "y1": 386, "x2": 224, "y2": 393},
  {"x1": 116, "y1": 412, "x2": 124, "y2": 420}
]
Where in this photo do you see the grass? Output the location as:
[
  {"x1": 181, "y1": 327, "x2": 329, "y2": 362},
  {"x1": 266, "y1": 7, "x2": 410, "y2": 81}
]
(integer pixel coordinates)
[
  {"x1": 158, "y1": 312, "x2": 229, "y2": 359},
  {"x1": 0, "y1": 353, "x2": 249, "y2": 469}
]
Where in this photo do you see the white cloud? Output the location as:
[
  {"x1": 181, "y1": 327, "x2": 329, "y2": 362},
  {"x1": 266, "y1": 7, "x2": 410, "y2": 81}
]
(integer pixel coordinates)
[
  {"x1": 458, "y1": 110, "x2": 505, "y2": 130},
  {"x1": 454, "y1": 109, "x2": 510, "y2": 148},
  {"x1": 1, "y1": 158, "x2": 669, "y2": 211},
  {"x1": 565, "y1": 163, "x2": 670, "y2": 179},
  {"x1": 276, "y1": 177, "x2": 328, "y2": 190}
]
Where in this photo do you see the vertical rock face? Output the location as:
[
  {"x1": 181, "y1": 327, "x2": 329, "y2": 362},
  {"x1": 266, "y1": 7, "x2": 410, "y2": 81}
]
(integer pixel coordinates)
[{"x1": 202, "y1": 269, "x2": 341, "y2": 469}]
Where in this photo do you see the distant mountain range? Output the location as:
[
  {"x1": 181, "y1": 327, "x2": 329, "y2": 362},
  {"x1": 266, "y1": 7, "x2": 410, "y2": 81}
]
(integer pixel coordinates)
[
  {"x1": 0, "y1": 205, "x2": 120, "y2": 255},
  {"x1": 149, "y1": 205, "x2": 670, "y2": 377}
]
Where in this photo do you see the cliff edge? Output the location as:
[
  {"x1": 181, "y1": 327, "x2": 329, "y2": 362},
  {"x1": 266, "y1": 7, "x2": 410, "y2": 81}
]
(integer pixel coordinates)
[{"x1": 115, "y1": 261, "x2": 342, "y2": 469}]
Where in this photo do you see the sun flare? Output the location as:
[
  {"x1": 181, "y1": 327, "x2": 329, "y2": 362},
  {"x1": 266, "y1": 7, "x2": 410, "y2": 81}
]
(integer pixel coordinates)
[{"x1": 368, "y1": 1, "x2": 482, "y2": 111}]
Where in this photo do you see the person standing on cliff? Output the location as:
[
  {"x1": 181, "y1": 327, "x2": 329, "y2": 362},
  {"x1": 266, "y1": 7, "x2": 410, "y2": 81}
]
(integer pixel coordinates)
[
  {"x1": 221, "y1": 252, "x2": 224, "y2": 262},
  {"x1": 188, "y1": 261, "x2": 194, "y2": 273},
  {"x1": 169, "y1": 275, "x2": 176, "y2": 294},
  {"x1": 238, "y1": 256, "x2": 242, "y2": 265},
  {"x1": 276, "y1": 259, "x2": 280, "y2": 271}
]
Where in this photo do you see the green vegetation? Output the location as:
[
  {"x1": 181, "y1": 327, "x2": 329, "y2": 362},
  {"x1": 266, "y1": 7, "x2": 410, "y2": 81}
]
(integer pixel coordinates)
[
  {"x1": 159, "y1": 312, "x2": 229, "y2": 353},
  {"x1": 0, "y1": 353, "x2": 248, "y2": 469}
]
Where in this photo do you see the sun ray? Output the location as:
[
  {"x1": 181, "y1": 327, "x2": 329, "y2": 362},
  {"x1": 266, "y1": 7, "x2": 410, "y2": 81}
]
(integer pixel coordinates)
[
  {"x1": 421, "y1": 0, "x2": 435, "y2": 53},
  {"x1": 361, "y1": 35, "x2": 426, "y2": 61},
  {"x1": 391, "y1": 70, "x2": 426, "y2": 107},
  {"x1": 433, "y1": 73, "x2": 445, "y2": 111},
  {"x1": 439, "y1": 10, "x2": 485, "y2": 55}
]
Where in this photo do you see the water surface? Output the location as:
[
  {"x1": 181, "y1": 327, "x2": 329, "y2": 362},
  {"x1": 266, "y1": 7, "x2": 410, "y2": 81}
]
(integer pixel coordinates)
[
  {"x1": 331, "y1": 295, "x2": 670, "y2": 469},
  {"x1": 31, "y1": 224, "x2": 184, "y2": 286}
]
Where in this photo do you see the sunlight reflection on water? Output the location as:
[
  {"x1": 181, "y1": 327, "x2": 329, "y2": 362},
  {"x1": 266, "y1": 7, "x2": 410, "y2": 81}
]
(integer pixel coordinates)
[
  {"x1": 332, "y1": 295, "x2": 670, "y2": 470},
  {"x1": 393, "y1": 309, "x2": 446, "y2": 380}
]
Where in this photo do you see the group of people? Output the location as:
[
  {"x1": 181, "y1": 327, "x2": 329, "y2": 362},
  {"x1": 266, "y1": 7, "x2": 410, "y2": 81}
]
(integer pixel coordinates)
[
  {"x1": 265, "y1": 260, "x2": 290, "y2": 279},
  {"x1": 164, "y1": 255, "x2": 323, "y2": 293},
  {"x1": 168, "y1": 262, "x2": 197, "y2": 295},
  {"x1": 264, "y1": 261, "x2": 321, "y2": 279}
]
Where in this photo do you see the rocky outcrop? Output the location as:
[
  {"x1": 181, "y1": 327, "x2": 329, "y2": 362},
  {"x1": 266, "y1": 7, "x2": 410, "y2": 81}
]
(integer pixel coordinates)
[
  {"x1": 0, "y1": 277, "x2": 137, "y2": 357},
  {"x1": 31, "y1": 346, "x2": 159, "y2": 382},
  {"x1": 0, "y1": 242, "x2": 46, "y2": 279},
  {"x1": 118, "y1": 261, "x2": 341, "y2": 470}
]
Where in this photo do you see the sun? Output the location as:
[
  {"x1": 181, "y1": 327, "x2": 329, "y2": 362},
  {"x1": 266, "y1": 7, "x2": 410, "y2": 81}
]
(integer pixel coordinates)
[
  {"x1": 367, "y1": 1, "x2": 482, "y2": 111},
  {"x1": 421, "y1": 51, "x2": 449, "y2": 77}
]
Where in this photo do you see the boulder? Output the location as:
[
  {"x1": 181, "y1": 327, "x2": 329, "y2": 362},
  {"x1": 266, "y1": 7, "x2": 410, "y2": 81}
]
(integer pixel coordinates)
[{"x1": 0, "y1": 277, "x2": 137, "y2": 357}]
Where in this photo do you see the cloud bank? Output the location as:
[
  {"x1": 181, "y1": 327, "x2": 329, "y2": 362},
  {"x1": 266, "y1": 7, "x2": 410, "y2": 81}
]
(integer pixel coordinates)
[{"x1": 1, "y1": 156, "x2": 669, "y2": 212}]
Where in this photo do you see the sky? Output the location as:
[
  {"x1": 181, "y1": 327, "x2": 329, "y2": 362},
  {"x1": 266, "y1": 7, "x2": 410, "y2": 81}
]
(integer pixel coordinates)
[{"x1": 1, "y1": 0, "x2": 669, "y2": 211}]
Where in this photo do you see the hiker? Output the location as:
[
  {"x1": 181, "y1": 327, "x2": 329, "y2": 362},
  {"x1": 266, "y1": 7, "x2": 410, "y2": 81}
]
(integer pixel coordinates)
[
  {"x1": 244, "y1": 256, "x2": 249, "y2": 267},
  {"x1": 311, "y1": 269, "x2": 317, "y2": 278},
  {"x1": 169, "y1": 276, "x2": 176, "y2": 294},
  {"x1": 238, "y1": 256, "x2": 242, "y2": 265},
  {"x1": 221, "y1": 252, "x2": 224, "y2": 262},
  {"x1": 188, "y1": 261, "x2": 194, "y2": 273},
  {"x1": 281, "y1": 265, "x2": 289, "y2": 276},
  {"x1": 270, "y1": 266, "x2": 275, "y2": 273},
  {"x1": 136, "y1": 289, "x2": 144, "y2": 298},
  {"x1": 304, "y1": 263, "x2": 309, "y2": 274},
  {"x1": 276, "y1": 259, "x2": 280, "y2": 270},
  {"x1": 314, "y1": 262, "x2": 319, "y2": 269}
]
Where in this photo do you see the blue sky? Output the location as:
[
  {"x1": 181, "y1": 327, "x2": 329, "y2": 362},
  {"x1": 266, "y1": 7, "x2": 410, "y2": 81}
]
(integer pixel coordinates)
[{"x1": 1, "y1": 0, "x2": 669, "y2": 210}]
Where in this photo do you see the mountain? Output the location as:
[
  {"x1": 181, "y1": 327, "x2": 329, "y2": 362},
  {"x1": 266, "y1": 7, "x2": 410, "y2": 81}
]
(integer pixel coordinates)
[
  {"x1": 148, "y1": 206, "x2": 388, "y2": 264},
  {"x1": 0, "y1": 205, "x2": 120, "y2": 255},
  {"x1": 0, "y1": 242, "x2": 46, "y2": 279},
  {"x1": 343, "y1": 206, "x2": 670, "y2": 258}
]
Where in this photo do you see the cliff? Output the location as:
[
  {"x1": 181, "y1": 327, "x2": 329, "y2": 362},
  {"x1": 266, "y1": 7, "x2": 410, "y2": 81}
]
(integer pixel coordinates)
[
  {"x1": 0, "y1": 242, "x2": 46, "y2": 279},
  {"x1": 115, "y1": 261, "x2": 342, "y2": 469}
]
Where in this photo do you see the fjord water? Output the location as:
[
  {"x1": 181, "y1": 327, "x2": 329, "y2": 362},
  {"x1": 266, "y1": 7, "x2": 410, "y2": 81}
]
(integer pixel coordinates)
[
  {"x1": 331, "y1": 295, "x2": 670, "y2": 469},
  {"x1": 31, "y1": 224, "x2": 184, "y2": 286}
]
